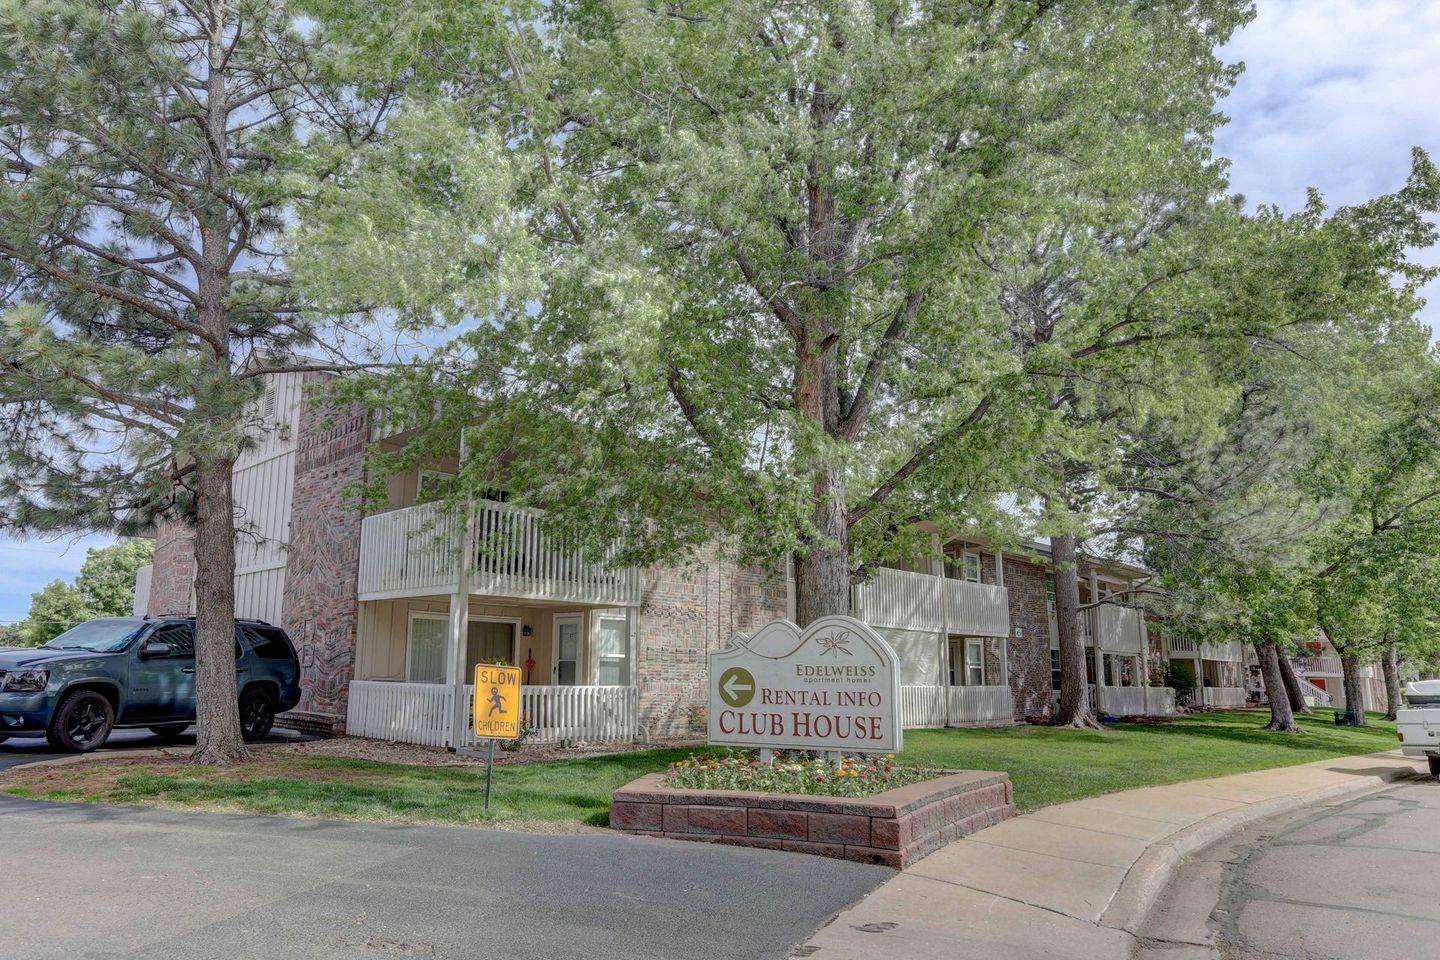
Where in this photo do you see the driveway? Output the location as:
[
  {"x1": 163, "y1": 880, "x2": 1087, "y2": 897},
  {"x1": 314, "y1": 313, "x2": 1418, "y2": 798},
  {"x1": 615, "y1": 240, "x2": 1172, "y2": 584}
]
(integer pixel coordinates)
[
  {"x1": 0, "y1": 726, "x2": 312, "y2": 771},
  {"x1": 1139, "y1": 777, "x2": 1440, "y2": 959},
  {"x1": 0, "y1": 794, "x2": 888, "y2": 960}
]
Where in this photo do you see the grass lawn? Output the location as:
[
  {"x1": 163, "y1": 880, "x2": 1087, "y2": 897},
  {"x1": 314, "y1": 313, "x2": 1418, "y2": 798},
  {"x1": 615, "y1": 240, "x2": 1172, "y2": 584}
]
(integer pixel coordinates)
[{"x1": 0, "y1": 708, "x2": 1400, "y2": 827}]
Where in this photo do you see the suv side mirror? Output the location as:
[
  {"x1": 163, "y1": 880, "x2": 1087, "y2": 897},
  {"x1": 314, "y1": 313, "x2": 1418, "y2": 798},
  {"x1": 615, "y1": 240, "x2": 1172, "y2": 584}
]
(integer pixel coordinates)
[{"x1": 138, "y1": 641, "x2": 171, "y2": 660}]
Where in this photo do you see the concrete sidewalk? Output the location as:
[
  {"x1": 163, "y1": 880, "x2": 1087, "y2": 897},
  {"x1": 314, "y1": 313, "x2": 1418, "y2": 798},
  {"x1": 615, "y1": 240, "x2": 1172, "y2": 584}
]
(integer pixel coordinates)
[{"x1": 794, "y1": 752, "x2": 1426, "y2": 960}]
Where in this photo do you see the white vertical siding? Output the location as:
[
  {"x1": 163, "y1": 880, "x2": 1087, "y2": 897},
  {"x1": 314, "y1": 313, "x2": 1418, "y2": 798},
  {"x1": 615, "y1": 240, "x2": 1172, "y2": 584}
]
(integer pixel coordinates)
[
  {"x1": 132, "y1": 565, "x2": 153, "y2": 616},
  {"x1": 232, "y1": 371, "x2": 302, "y2": 625}
]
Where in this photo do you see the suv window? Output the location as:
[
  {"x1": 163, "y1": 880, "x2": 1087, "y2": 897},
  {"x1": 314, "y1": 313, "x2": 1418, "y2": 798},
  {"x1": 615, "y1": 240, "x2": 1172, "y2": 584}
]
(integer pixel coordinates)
[
  {"x1": 145, "y1": 622, "x2": 195, "y2": 659},
  {"x1": 241, "y1": 625, "x2": 295, "y2": 660}
]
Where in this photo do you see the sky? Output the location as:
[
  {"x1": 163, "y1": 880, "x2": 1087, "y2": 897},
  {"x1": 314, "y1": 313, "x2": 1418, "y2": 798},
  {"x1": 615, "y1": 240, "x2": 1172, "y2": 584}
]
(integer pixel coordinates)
[{"x1": 2, "y1": 0, "x2": 1439, "y2": 623}]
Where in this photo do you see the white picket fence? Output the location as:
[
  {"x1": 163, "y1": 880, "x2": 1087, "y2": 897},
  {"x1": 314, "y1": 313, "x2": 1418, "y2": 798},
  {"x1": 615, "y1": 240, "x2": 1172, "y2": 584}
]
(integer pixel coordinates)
[
  {"x1": 347, "y1": 680, "x2": 639, "y2": 748},
  {"x1": 949, "y1": 685, "x2": 1015, "y2": 724},
  {"x1": 346, "y1": 680, "x2": 455, "y2": 747}
]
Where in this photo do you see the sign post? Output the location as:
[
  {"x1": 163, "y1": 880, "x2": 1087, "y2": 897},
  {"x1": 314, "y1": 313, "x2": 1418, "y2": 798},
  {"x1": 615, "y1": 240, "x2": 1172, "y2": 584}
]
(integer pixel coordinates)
[
  {"x1": 472, "y1": 663, "x2": 522, "y2": 809},
  {"x1": 708, "y1": 615, "x2": 902, "y2": 757}
]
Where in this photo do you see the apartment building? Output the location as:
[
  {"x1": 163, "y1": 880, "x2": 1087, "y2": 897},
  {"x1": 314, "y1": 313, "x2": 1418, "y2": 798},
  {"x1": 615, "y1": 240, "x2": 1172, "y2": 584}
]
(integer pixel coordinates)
[{"x1": 132, "y1": 373, "x2": 1193, "y2": 749}]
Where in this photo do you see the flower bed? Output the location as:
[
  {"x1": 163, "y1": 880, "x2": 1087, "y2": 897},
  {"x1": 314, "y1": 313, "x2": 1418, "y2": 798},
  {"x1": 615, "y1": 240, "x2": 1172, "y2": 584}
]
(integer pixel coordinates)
[
  {"x1": 665, "y1": 751, "x2": 938, "y2": 797},
  {"x1": 611, "y1": 765, "x2": 1015, "y2": 869}
]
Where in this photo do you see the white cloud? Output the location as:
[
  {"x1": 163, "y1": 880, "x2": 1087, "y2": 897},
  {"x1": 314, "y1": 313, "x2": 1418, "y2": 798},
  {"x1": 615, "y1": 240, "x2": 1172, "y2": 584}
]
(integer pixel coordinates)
[{"x1": 1216, "y1": 0, "x2": 1440, "y2": 339}]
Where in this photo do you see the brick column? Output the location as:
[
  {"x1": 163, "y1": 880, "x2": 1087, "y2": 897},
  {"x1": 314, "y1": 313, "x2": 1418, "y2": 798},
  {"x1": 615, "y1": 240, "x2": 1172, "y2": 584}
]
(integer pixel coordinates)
[
  {"x1": 147, "y1": 518, "x2": 195, "y2": 616},
  {"x1": 278, "y1": 374, "x2": 368, "y2": 735}
]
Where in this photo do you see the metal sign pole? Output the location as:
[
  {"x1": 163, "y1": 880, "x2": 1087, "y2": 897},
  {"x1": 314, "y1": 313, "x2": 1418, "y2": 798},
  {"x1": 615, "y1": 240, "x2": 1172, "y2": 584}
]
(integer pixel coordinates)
[{"x1": 484, "y1": 738, "x2": 495, "y2": 810}]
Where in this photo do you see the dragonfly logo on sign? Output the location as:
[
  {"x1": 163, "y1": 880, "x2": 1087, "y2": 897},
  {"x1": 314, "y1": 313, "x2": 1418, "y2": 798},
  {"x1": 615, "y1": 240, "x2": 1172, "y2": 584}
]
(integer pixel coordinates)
[{"x1": 707, "y1": 615, "x2": 902, "y2": 753}]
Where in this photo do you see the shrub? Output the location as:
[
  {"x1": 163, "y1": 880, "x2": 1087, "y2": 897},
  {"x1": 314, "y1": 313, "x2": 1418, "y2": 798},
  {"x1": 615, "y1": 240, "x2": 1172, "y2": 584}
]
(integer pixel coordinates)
[{"x1": 664, "y1": 750, "x2": 938, "y2": 798}]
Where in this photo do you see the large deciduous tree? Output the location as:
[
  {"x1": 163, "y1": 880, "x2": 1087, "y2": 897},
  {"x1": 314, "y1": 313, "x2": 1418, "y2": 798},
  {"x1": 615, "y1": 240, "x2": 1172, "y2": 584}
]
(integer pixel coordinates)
[
  {"x1": 17, "y1": 538, "x2": 155, "y2": 645},
  {"x1": 298, "y1": 0, "x2": 1254, "y2": 625},
  {"x1": 0, "y1": 0, "x2": 386, "y2": 763}
]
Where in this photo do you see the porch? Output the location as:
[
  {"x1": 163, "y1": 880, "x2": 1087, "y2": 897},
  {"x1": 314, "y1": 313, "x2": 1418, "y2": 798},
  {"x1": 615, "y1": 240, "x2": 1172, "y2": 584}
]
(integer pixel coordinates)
[
  {"x1": 1079, "y1": 605, "x2": 1178, "y2": 718},
  {"x1": 348, "y1": 591, "x2": 641, "y2": 747},
  {"x1": 1163, "y1": 636, "x2": 1249, "y2": 710},
  {"x1": 855, "y1": 565, "x2": 1017, "y2": 727}
]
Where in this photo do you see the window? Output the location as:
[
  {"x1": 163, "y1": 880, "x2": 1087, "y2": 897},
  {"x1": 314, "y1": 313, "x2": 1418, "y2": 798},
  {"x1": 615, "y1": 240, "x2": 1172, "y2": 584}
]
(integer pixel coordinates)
[
  {"x1": 241, "y1": 625, "x2": 293, "y2": 660},
  {"x1": 145, "y1": 622, "x2": 194, "y2": 659},
  {"x1": 417, "y1": 469, "x2": 454, "y2": 503},
  {"x1": 407, "y1": 614, "x2": 447, "y2": 684},
  {"x1": 946, "y1": 550, "x2": 982, "y2": 583},
  {"x1": 966, "y1": 639, "x2": 984, "y2": 686},
  {"x1": 597, "y1": 616, "x2": 630, "y2": 686},
  {"x1": 1045, "y1": 574, "x2": 1056, "y2": 616},
  {"x1": 1050, "y1": 648, "x2": 1062, "y2": 691}
]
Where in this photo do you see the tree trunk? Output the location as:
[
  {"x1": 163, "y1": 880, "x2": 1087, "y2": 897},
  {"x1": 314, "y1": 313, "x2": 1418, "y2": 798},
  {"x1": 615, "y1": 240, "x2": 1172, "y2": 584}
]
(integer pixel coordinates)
[
  {"x1": 794, "y1": 466, "x2": 852, "y2": 626},
  {"x1": 1051, "y1": 535, "x2": 1102, "y2": 729},
  {"x1": 1255, "y1": 640, "x2": 1301, "y2": 733},
  {"x1": 1279, "y1": 651, "x2": 1312, "y2": 715},
  {"x1": 1339, "y1": 653, "x2": 1369, "y2": 726},
  {"x1": 190, "y1": 454, "x2": 247, "y2": 764},
  {"x1": 1383, "y1": 641, "x2": 1401, "y2": 722}
]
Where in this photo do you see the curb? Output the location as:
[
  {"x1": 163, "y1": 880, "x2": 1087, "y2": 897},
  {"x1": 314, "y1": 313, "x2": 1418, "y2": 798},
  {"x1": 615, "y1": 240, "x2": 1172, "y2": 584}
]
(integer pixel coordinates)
[{"x1": 1097, "y1": 753, "x2": 1423, "y2": 939}]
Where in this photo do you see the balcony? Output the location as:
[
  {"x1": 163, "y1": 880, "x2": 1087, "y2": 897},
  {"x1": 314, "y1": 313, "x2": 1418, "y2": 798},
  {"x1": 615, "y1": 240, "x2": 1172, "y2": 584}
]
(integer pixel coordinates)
[
  {"x1": 1084, "y1": 605, "x2": 1146, "y2": 654},
  {"x1": 852, "y1": 567, "x2": 1010, "y2": 637},
  {"x1": 358, "y1": 499, "x2": 642, "y2": 607}
]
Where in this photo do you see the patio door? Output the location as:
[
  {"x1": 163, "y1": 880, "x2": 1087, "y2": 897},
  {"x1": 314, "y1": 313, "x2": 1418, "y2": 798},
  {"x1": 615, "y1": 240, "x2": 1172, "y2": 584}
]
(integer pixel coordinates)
[
  {"x1": 554, "y1": 613, "x2": 583, "y2": 685},
  {"x1": 466, "y1": 618, "x2": 517, "y2": 681}
]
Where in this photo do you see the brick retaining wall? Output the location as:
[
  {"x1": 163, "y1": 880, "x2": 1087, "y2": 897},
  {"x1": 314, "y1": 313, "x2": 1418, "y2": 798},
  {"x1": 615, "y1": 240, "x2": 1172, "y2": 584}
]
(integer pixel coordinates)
[{"x1": 611, "y1": 769, "x2": 1014, "y2": 869}]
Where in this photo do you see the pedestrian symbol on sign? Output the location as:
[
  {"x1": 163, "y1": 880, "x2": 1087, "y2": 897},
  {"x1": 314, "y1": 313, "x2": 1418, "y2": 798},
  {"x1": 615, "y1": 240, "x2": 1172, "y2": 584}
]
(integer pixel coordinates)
[
  {"x1": 487, "y1": 686, "x2": 505, "y2": 717},
  {"x1": 718, "y1": 666, "x2": 755, "y2": 708}
]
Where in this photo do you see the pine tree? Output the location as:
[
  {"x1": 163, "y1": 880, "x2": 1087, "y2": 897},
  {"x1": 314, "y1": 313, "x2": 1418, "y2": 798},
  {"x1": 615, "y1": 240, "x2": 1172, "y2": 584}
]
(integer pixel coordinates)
[{"x1": 0, "y1": 0, "x2": 387, "y2": 763}]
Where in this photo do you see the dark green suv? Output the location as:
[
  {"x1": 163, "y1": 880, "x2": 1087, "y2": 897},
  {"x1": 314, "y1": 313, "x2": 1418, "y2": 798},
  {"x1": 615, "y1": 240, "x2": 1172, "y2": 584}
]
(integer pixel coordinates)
[{"x1": 0, "y1": 616, "x2": 302, "y2": 752}]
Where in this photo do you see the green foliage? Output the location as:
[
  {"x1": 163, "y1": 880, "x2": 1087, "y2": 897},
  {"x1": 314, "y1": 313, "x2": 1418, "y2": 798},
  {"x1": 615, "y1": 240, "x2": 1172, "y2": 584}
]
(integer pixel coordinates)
[
  {"x1": 1163, "y1": 661, "x2": 1198, "y2": 700},
  {"x1": 14, "y1": 538, "x2": 154, "y2": 645},
  {"x1": 296, "y1": 0, "x2": 1258, "y2": 609},
  {"x1": 0, "y1": 0, "x2": 383, "y2": 536},
  {"x1": 17, "y1": 579, "x2": 91, "y2": 646}
]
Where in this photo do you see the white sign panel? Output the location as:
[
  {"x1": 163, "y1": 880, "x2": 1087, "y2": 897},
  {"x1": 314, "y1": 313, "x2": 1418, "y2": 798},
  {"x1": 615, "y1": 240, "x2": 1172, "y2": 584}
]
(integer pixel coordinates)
[{"x1": 707, "y1": 615, "x2": 902, "y2": 753}]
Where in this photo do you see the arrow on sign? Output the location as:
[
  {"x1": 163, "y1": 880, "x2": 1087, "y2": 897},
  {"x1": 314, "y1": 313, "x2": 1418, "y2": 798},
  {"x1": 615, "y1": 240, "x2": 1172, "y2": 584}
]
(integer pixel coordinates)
[{"x1": 718, "y1": 666, "x2": 756, "y2": 708}]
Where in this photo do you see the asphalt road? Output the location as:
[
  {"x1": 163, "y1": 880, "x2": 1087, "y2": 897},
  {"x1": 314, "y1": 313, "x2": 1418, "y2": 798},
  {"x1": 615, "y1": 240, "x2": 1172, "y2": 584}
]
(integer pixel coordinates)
[
  {"x1": 1139, "y1": 775, "x2": 1440, "y2": 960},
  {"x1": 0, "y1": 793, "x2": 888, "y2": 960},
  {"x1": 0, "y1": 725, "x2": 311, "y2": 770}
]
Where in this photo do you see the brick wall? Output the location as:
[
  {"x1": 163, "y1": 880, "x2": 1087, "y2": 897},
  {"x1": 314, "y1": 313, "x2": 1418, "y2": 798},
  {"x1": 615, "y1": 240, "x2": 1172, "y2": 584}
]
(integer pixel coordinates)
[
  {"x1": 636, "y1": 539, "x2": 789, "y2": 738},
  {"x1": 1001, "y1": 556, "x2": 1054, "y2": 719},
  {"x1": 278, "y1": 374, "x2": 369, "y2": 733},
  {"x1": 147, "y1": 518, "x2": 195, "y2": 616}
]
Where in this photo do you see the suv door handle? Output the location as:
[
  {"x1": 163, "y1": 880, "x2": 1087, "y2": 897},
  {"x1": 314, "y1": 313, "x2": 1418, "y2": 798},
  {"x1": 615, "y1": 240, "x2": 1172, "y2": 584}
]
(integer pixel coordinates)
[
  {"x1": 235, "y1": 666, "x2": 249, "y2": 674},
  {"x1": 180, "y1": 666, "x2": 195, "y2": 674}
]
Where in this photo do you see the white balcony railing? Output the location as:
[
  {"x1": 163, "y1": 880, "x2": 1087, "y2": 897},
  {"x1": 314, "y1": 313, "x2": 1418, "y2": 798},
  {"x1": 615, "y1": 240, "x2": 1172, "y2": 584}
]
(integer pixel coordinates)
[
  {"x1": 1098, "y1": 686, "x2": 1177, "y2": 717},
  {"x1": 357, "y1": 500, "x2": 641, "y2": 606},
  {"x1": 852, "y1": 567, "x2": 1010, "y2": 637},
  {"x1": 1166, "y1": 636, "x2": 1199, "y2": 656},
  {"x1": 1085, "y1": 605, "x2": 1146, "y2": 654}
]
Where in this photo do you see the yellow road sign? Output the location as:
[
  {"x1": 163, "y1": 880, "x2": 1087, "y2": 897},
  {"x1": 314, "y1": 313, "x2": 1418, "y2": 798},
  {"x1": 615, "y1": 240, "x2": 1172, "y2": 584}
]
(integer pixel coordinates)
[{"x1": 473, "y1": 663, "x2": 522, "y2": 739}]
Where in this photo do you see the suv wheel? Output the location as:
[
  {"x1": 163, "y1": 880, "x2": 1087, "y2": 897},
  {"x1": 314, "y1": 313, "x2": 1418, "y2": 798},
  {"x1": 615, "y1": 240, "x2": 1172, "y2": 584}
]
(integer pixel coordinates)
[
  {"x1": 148, "y1": 724, "x2": 189, "y2": 740},
  {"x1": 239, "y1": 690, "x2": 275, "y2": 742},
  {"x1": 47, "y1": 690, "x2": 114, "y2": 753},
  {"x1": 1428, "y1": 755, "x2": 1440, "y2": 780}
]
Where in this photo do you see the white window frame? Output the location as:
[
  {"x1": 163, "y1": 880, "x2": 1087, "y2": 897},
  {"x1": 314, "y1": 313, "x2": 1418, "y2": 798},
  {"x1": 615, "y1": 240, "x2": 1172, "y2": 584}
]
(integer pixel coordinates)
[
  {"x1": 595, "y1": 613, "x2": 630, "y2": 687},
  {"x1": 406, "y1": 611, "x2": 449, "y2": 684},
  {"x1": 961, "y1": 551, "x2": 982, "y2": 583},
  {"x1": 965, "y1": 638, "x2": 985, "y2": 686},
  {"x1": 417, "y1": 468, "x2": 454, "y2": 503}
]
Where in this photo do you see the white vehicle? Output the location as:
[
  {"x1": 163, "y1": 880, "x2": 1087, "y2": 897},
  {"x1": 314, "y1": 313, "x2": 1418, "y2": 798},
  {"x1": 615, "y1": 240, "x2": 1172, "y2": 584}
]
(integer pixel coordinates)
[{"x1": 1396, "y1": 680, "x2": 1440, "y2": 779}]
